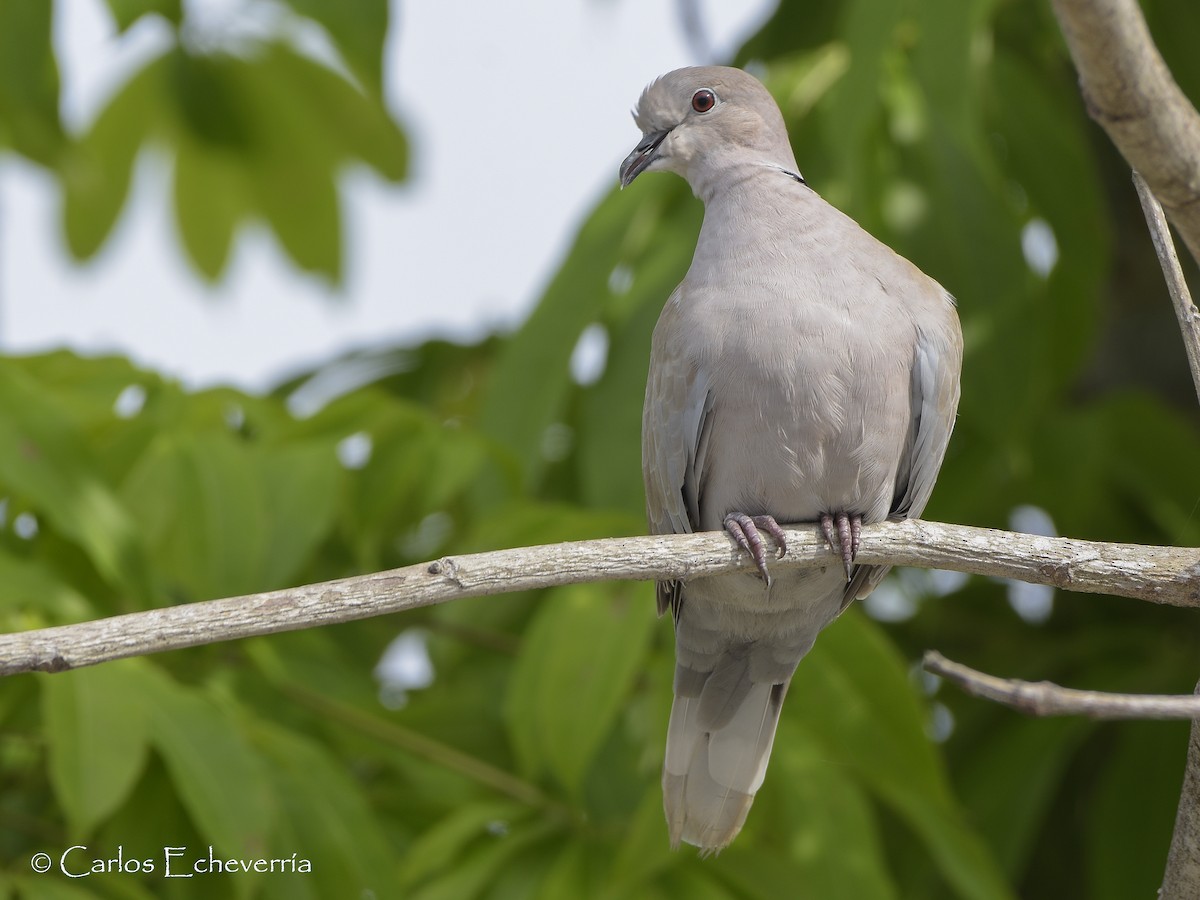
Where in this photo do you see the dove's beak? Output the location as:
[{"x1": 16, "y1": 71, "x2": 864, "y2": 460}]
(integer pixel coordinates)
[{"x1": 619, "y1": 129, "x2": 670, "y2": 188}]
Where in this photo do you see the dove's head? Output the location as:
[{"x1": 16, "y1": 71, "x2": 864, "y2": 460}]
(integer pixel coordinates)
[{"x1": 619, "y1": 67, "x2": 798, "y2": 194}]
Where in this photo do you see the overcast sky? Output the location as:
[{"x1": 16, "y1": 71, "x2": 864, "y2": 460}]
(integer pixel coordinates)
[{"x1": 0, "y1": 0, "x2": 775, "y2": 391}]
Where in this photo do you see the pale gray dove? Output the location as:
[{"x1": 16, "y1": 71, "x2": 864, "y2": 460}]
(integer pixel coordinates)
[{"x1": 619, "y1": 66, "x2": 963, "y2": 852}]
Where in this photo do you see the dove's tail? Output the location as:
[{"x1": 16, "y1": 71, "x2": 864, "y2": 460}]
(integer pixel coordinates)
[{"x1": 662, "y1": 649, "x2": 791, "y2": 853}]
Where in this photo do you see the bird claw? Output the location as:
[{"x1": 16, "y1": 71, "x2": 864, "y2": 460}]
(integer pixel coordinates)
[
  {"x1": 820, "y1": 511, "x2": 862, "y2": 581},
  {"x1": 723, "y1": 512, "x2": 787, "y2": 586}
]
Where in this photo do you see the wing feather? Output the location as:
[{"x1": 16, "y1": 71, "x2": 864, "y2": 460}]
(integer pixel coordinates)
[
  {"x1": 643, "y1": 286, "x2": 714, "y2": 618},
  {"x1": 845, "y1": 294, "x2": 962, "y2": 604}
]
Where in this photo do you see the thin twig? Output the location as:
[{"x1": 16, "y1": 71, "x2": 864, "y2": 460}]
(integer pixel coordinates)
[
  {"x1": 1133, "y1": 170, "x2": 1200, "y2": 405},
  {"x1": 924, "y1": 651, "x2": 1200, "y2": 719},
  {"x1": 1, "y1": 519, "x2": 1197, "y2": 677}
]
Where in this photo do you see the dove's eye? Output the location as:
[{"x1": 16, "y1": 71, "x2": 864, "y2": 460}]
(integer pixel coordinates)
[{"x1": 691, "y1": 90, "x2": 716, "y2": 113}]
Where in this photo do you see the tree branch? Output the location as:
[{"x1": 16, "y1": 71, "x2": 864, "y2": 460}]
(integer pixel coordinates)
[
  {"x1": 1133, "y1": 170, "x2": 1200, "y2": 405},
  {"x1": 1049, "y1": 9, "x2": 1200, "y2": 886},
  {"x1": 1163, "y1": 681, "x2": 1200, "y2": 899},
  {"x1": 924, "y1": 651, "x2": 1200, "y2": 719},
  {"x1": 1051, "y1": 0, "x2": 1200, "y2": 265},
  {"x1": 1, "y1": 519, "x2": 1197, "y2": 677}
]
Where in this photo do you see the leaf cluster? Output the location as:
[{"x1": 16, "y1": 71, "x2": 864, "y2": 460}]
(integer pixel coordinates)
[{"x1": 0, "y1": 0, "x2": 405, "y2": 281}]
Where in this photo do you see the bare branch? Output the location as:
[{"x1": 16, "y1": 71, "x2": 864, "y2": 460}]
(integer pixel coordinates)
[
  {"x1": 1163, "y1": 686, "x2": 1200, "y2": 899},
  {"x1": 1133, "y1": 170, "x2": 1200, "y2": 405},
  {"x1": 0, "y1": 519, "x2": 1197, "y2": 678},
  {"x1": 925, "y1": 651, "x2": 1200, "y2": 719},
  {"x1": 1051, "y1": 0, "x2": 1200, "y2": 265}
]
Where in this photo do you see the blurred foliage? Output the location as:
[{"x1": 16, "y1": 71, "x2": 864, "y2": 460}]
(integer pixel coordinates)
[
  {"x1": 2, "y1": 0, "x2": 1200, "y2": 897},
  {"x1": 0, "y1": 0, "x2": 405, "y2": 282}
]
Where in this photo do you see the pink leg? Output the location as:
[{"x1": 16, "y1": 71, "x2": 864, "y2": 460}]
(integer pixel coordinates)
[
  {"x1": 723, "y1": 512, "x2": 787, "y2": 585},
  {"x1": 819, "y1": 511, "x2": 863, "y2": 581}
]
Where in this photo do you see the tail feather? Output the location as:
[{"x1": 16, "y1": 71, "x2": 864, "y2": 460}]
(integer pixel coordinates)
[
  {"x1": 663, "y1": 741, "x2": 754, "y2": 852},
  {"x1": 695, "y1": 651, "x2": 755, "y2": 729},
  {"x1": 663, "y1": 673, "x2": 789, "y2": 852},
  {"x1": 708, "y1": 681, "x2": 786, "y2": 792}
]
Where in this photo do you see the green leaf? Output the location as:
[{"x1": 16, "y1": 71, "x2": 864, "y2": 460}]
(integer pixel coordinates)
[
  {"x1": 911, "y1": 0, "x2": 993, "y2": 136},
  {"x1": 289, "y1": 387, "x2": 489, "y2": 569},
  {"x1": 575, "y1": 218, "x2": 694, "y2": 516},
  {"x1": 734, "y1": 0, "x2": 841, "y2": 63},
  {"x1": 0, "y1": 553, "x2": 91, "y2": 623},
  {"x1": 256, "y1": 441, "x2": 342, "y2": 586},
  {"x1": 408, "y1": 820, "x2": 558, "y2": 900},
  {"x1": 342, "y1": 400, "x2": 484, "y2": 556},
  {"x1": 534, "y1": 841, "x2": 589, "y2": 900},
  {"x1": 398, "y1": 802, "x2": 529, "y2": 890},
  {"x1": 956, "y1": 717, "x2": 1092, "y2": 877},
  {"x1": 92, "y1": 751, "x2": 204, "y2": 864},
  {"x1": 142, "y1": 669, "x2": 273, "y2": 856},
  {"x1": 159, "y1": 41, "x2": 407, "y2": 281},
  {"x1": 767, "y1": 723, "x2": 899, "y2": 899},
  {"x1": 60, "y1": 31, "x2": 404, "y2": 277},
  {"x1": 253, "y1": 148, "x2": 341, "y2": 280},
  {"x1": 120, "y1": 433, "x2": 339, "y2": 599},
  {"x1": 120, "y1": 432, "x2": 266, "y2": 600},
  {"x1": 797, "y1": 613, "x2": 1014, "y2": 900},
  {"x1": 172, "y1": 136, "x2": 246, "y2": 280},
  {"x1": 478, "y1": 179, "x2": 686, "y2": 491},
  {"x1": 166, "y1": 48, "x2": 254, "y2": 149},
  {"x1": 827, "y1": 0, "x2": 902, "y2": 172},
  {"x1": 41, "y1": 661, "x2": 151, "y2": 835},
  {"x1": 234, "y1": 53, "x2": 342, "y2": 280},
  {"x1": 533, "y1": 840, "x2": 625, "y2": 900},
  {"x1": 658, "y1": 869, "x2": 738, "y2": 900},
  {"x1": 282, "y1": 0, "x2": 390, "y2": 96},
  {"x1": 1026, "y1": 394, "x2": 1200, "y2": 544},
  {"x1": 1087, "y1": 721, "x2": 1190, "y2": 899},
  {"x1": 985, "y1": 51, "x2": 1110, "y2": 390},
  {"x1": 799, "y1": 613, "x2": 949, "y2": 799},
  {"x1": 604, "y1": 787, "x2": 679, "y2": 896},
  {"x1": 9, "y1": 877, "x2": 108, "y2": 900},
  {"x1": 0, "y1": 0, "x2": 64, "y2": 165},
  {"x1": 505, "y1": 583, "x2": 657, "y2": 793},
  {"x1": 256, "y1": 724, "x2": 397, "y2": 897},
  {"x1": 0, "y1": 362, "x2": 152, "y2": 599},
  {"x1": 904, "y1": 123, "x2": 1028, "y2": 448},
  {"x1": 166, "y1": 47, "x2": 342, "y2": 279},
  {"x1": 1093, "y1": 395, "x2": 1200, "y2": 545},
  {"x1": 1143, "y1": 0, "x2": 1200, "y2": 105},
  {"x1": 263, "y1": 34, "x2": 406, "y2": 179},
  {"x1": 9, "y1": 350, "x2": 160, "y2": 433},
  {"x1": 172, "y1": 43, "x2": 408, "y2": 280},
  {"x1": 62, "y1": 55, "x2": 165, "y2": 260},
  {"x1": 712, "y1": 845, "x2": 834, "y2": 900}
]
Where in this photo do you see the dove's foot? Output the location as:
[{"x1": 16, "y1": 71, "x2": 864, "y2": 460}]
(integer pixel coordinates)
[
  {"x1": 723, "y1": 513, "x2": 787, "y2": 585},
  {"x1": 820, "y1": 511, "x2": 862, "y2": 581}
]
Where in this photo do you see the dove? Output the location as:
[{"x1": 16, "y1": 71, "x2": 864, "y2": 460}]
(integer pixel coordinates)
[{"x1": 619, "y1": 66, "x2": 962, "y2": 852}]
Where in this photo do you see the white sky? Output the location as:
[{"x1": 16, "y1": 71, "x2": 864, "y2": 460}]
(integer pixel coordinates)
[{"x1": 0, "y1": 0, "x2": 775, "y2": 392}]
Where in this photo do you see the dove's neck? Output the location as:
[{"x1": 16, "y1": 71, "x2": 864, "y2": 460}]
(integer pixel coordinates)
[
  {"x1": 692, "y1": 162, "x2": 821, "y2": 258},
  {"x1": 688, "y1": 149, "x2": 799, "y2": 201}
]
